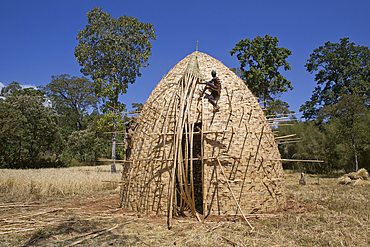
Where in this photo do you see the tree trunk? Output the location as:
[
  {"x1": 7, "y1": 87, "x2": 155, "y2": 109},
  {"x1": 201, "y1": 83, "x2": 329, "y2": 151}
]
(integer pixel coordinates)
[
  {"x1": 110, "y1": 71, "x2": 119, "y2": 173},
  {"x1": 111, "y1": 122, "x2": 117, "y2": 173},
  {"x1": 263, "y1": 82, "x2": 268, "y2": 109},
  {"x1": 351, "y1": 133, "x2": 358, "y2": 172}
]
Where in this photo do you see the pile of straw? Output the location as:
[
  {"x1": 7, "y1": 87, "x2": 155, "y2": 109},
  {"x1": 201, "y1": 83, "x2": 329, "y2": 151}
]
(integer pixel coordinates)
[{"x1": 338, "y1": 168, "x2": 369, "y2": 186}]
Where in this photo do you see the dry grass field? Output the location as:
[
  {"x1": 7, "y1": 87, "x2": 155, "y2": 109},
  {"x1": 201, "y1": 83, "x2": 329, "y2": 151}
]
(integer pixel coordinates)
[{"x1": 0, "y1": 166, "x2": 369, "y2": 246}]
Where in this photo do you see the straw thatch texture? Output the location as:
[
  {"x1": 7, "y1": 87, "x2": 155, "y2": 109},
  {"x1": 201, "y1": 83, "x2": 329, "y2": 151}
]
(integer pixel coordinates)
[
  {"x1": 338, "y1": 168, "x2": 369, "y2": 186},
  {"x1": 120, "y1": 51, "x2": 286, "y2": 217}
]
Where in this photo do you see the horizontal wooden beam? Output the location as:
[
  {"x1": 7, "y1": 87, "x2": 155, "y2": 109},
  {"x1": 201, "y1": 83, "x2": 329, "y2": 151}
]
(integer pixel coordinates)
[{"x1": 265, "y1": 158, "x2": 324, "y2": 163}]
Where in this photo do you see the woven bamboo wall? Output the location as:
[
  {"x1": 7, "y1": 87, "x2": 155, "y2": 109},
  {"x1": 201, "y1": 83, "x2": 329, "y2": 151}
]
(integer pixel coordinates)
[{"x1": 120, "y1": 51, "x2": 286, "y2": 216}]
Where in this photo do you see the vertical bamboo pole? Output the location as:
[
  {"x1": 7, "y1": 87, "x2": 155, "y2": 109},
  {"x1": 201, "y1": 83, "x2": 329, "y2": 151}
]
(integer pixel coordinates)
[
  {"x1": 216, "y1": 158, "x2": 254, "y2": 231},
  {"x1": 189, "y1": 106, "x2": 195, "y2": 211},
  {"x1": 254, "y1": 125, "x2": 265, "y2": 163},
  {"x1": 168, "y1": 55, "x2": 203, "y2": 229},
  {"x1": 201, "y1": 91, "x2": 206, "y2": 214},
  {"x1": 168, "y1": 73, "x2": 192, "y2": 229}
]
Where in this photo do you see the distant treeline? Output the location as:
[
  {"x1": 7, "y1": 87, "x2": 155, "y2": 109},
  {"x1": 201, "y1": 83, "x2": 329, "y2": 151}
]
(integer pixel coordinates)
[
  {"x1": 0, "y1": 80, "x2": 134, "y2": 169},
  {"x1": 277, "y1": 113, "x2": 370, "y2": 174}
]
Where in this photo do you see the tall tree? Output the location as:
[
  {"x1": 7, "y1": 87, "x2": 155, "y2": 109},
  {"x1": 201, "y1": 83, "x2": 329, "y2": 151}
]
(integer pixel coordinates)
[
  {"x1": 300, "y1": 38, "x2": 370, "y2": 120},
  {"x1": 318, "y1": 94, "x2": 369, "y2": 172},
  {"x1": 230, "y1": 34, "x2": 293, "y2": 111},
  {"x1": 40, "y1": 74, "x2": 98, "y2": 131},
  {"x1": 74, "y1": 7, "x2": 156, "y2": 172},
  {"x1": 0, "y1": 87, "x2": 60, "y2": 168}
]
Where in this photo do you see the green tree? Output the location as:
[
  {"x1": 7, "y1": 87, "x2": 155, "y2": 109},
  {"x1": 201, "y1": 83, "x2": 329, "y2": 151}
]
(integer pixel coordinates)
[
  {"x1": 277, "y1": 109, "x2": 370, "y2": 174},
  {"x1": 300, "y1": 38, "x2": 370, "y2": 120},
  {"x1": 1, "y1": 82, "x2": 44, "y2": 97},
  {"x1": 0, "y1": 97, "x2": 24, "y2": 167},
  {"x1": 131, "y1": 102, "x2": 143, "y2": 113},
  {"x1": 40, "y1": 74, "x2": 98, "y2": 131},
  {"x1": 0, "y1": 87, "x2": 60, "y2": 168},
  {"x1": 75, "y1": 7, "x2": 156, "y2": 172},
  {"x1": 230, "y1": 34, "x2": 293, "y2": 113},
  {"x1": 65, "y1": 126, "x2": 106, "y2": 164},
  {"x1": 318, "y1": 94, "x2": 369, "y2": 171},
  {"x1": 0, "y1": 81, "x2": 22, "y2": 96},
  {"x1": 266, "y1": 99, "x2": 291, "y2": 115}
]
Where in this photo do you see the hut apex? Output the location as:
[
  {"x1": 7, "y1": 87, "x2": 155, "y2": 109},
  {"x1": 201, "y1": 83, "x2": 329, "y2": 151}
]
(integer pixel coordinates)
[{"x1": 119, "y1": 51, "x2": 286, "y2": 229}]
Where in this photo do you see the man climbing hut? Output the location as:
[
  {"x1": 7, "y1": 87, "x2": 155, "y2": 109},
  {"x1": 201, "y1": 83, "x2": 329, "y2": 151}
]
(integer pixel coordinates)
[
  {"x1": 124, "y1": 121, "x2": 135, "y2": 160},
  {"x1": 198, "y1": 70, "x2": 221, "y2": 112}
]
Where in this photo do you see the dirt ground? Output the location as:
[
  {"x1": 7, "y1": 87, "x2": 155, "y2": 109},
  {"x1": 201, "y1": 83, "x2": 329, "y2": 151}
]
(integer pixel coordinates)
[
  {"x1": 1, "y1": 173, "x2": 369, "y2": 246},
  {"x1": 0, "y1": 191, "x2": 310, "y2": 246}
]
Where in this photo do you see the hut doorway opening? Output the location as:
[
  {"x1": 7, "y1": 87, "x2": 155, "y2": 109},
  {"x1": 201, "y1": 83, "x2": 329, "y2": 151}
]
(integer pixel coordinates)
[{"x1": 176, "y1": 122, "x2": 203, "y2": 215}]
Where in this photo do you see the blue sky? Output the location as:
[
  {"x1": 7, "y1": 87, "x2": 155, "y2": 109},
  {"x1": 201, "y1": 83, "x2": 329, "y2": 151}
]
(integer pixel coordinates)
[{"x1": 1, "y1": 0, "x2": 370, "y2": 117}]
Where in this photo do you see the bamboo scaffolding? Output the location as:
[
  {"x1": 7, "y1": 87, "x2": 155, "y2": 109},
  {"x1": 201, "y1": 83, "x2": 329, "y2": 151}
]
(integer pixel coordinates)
[
  {"x1": 104, "y1": 155, "x2": 237, "y2": 163},
  {"x1": 265, "y1": 113, "x2": 299, "y2": 118},
  {"x1": 216, "y1": 158, "x2": 254, "y2": 230},
  {"x1": 168, "y1": 76, "x2": 187, "y2": 226},
  {"x1": 118, "y1": 51, "x2": 287, "y2": 224},
  {"x1": 275, "y1": 134, "x2": 297, "y2": 139},
  {"x1": 168, "y1": 71, "x2": 201, "y2": 229},
  {"x1": 225, "y1": 87, "x2": 233, "y2": 114},
  {"x1": 276, "y1": 138, "x2": 301, "y2": 142},
  {"x1": 107, "y1": 105, "x2": 138, "y2": 124},
  {"x1": 181, "y1": 74, "x2": 201, "y2": 219},
  {"x1": 265, "y1": 158, "x2": 324, "y2": 162},
  {"x1": 137, "y1": 91, "x2": 179, "y2": 213},
  {"x1": 150, "y1": 129, "x2": 233, "y2": 136},
  {"x1": 201, "y1": 94, "x2": 206, "y2": 214},
  {"x1": 189, "y1": 122, "x2": 196, "y2": 214},
  {"x1": 267, "y1": 116, "x2": 290, "y2": 121},
  {"x1": 270, "y1": 118, "x2": 298, "y2": 122},
  {"x1": 98, "y1": 158, "x2": 129, "y2": 162},
  {"x1": 254, "y1": 125, "x2": 265, "y2": 163},
  {"x1": 269, "y1": 123, "x2": 294, "y2": 126},
  {"x1": 103, "y1": 131, "x2": 125, "y2": 134},
  {"x1": 278, "y1": 140, "x2": 301, "y2": 144}
]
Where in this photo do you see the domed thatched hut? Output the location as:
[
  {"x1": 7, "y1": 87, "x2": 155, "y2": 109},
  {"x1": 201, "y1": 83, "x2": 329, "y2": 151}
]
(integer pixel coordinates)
[{"x1": 120, "y1": 51, "x2": 286, "y2": 227}]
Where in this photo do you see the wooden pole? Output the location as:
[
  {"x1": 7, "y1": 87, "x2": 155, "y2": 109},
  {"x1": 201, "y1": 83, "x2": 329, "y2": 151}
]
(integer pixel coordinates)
[
  {"x1": 254, "y1": 125, "x2": 265, "y2": 163},
  {"x1": 168, "y1": 72, "x2": 198, "y2": 229},
  {"x1": 266, "y1": 158, "x2": 324, "y2": 163},
  {"x1": 216, "y1": 158, "x2": 254, "y2": 231},
  {"x1": 275, "y1": 134, "x2": 297, "y2": 139}
]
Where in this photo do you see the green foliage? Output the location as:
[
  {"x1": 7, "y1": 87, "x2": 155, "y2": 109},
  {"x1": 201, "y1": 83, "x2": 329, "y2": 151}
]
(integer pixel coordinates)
[
  {"x1": 278, "y1": 111, "x2": 370, "y2": 173},
  {"x1": 300, "y1": 38, "x2": 370, "y2": 119},
  {"x1": 74, "y1": 7, "x2": 156, "y2": 113},
  {"x1": 230, "y1": 34, "x2": 293, "y2": 111},
  {"x1": 40, "y1": 74, "x2": 98, "y2": 131},
  {"x1": 278, "y1": 120, "x2": 327, "y2": 173},
  {"x1": 0, "y1": 87, "x2": 62, "y2": 168},
  {"x1": 96, "y1": 111, "x2": 126, "y2": 132},
  {"x1": 131, "y1": 102, "x2": 143, "y2": 113},
  {"x1": 0, "y1": 81, "x2": 22, "y2": 96},
  {"x1": 318, "y1": 94, "x2": 369, "y2": 171},
  {"x1": 266, "y1": 99, "x2": 291, "y2": 115},
  {"x1": 75, "y1": 7, "x2": 155, "y2": 172},
  {"x1": 63, "y1": 127, "x2": 106, "y2": 163},
  {"x1": 290, "y1": 38, "x2": 370, "y2": 173}
]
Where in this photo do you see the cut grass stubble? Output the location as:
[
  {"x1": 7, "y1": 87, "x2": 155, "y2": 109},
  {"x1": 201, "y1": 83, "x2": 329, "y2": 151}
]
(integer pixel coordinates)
[{"x1": 0, "y1": 167, "x2": 369, "y2": 246}]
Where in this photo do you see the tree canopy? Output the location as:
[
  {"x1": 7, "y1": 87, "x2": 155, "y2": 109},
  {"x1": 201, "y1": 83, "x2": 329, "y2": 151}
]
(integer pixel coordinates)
[
  {"x1": 300, "y1": 37, "x2": 370, "y2": 119},
  {"x1": 230, "y1": 34, "x2": 293, "y2": 112},
  {"x1": 40, "y1": 74, "x2": 98, "y2": 131},
  {"x1": 0, "y1": 86, "x2": 60, "y2": 168},
  {"x1": 74, "y1": 7, "x2": 156, "y2": 172},
  {"x1": 74, "y1": 7, "x2": 156, "y2": 112}
]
